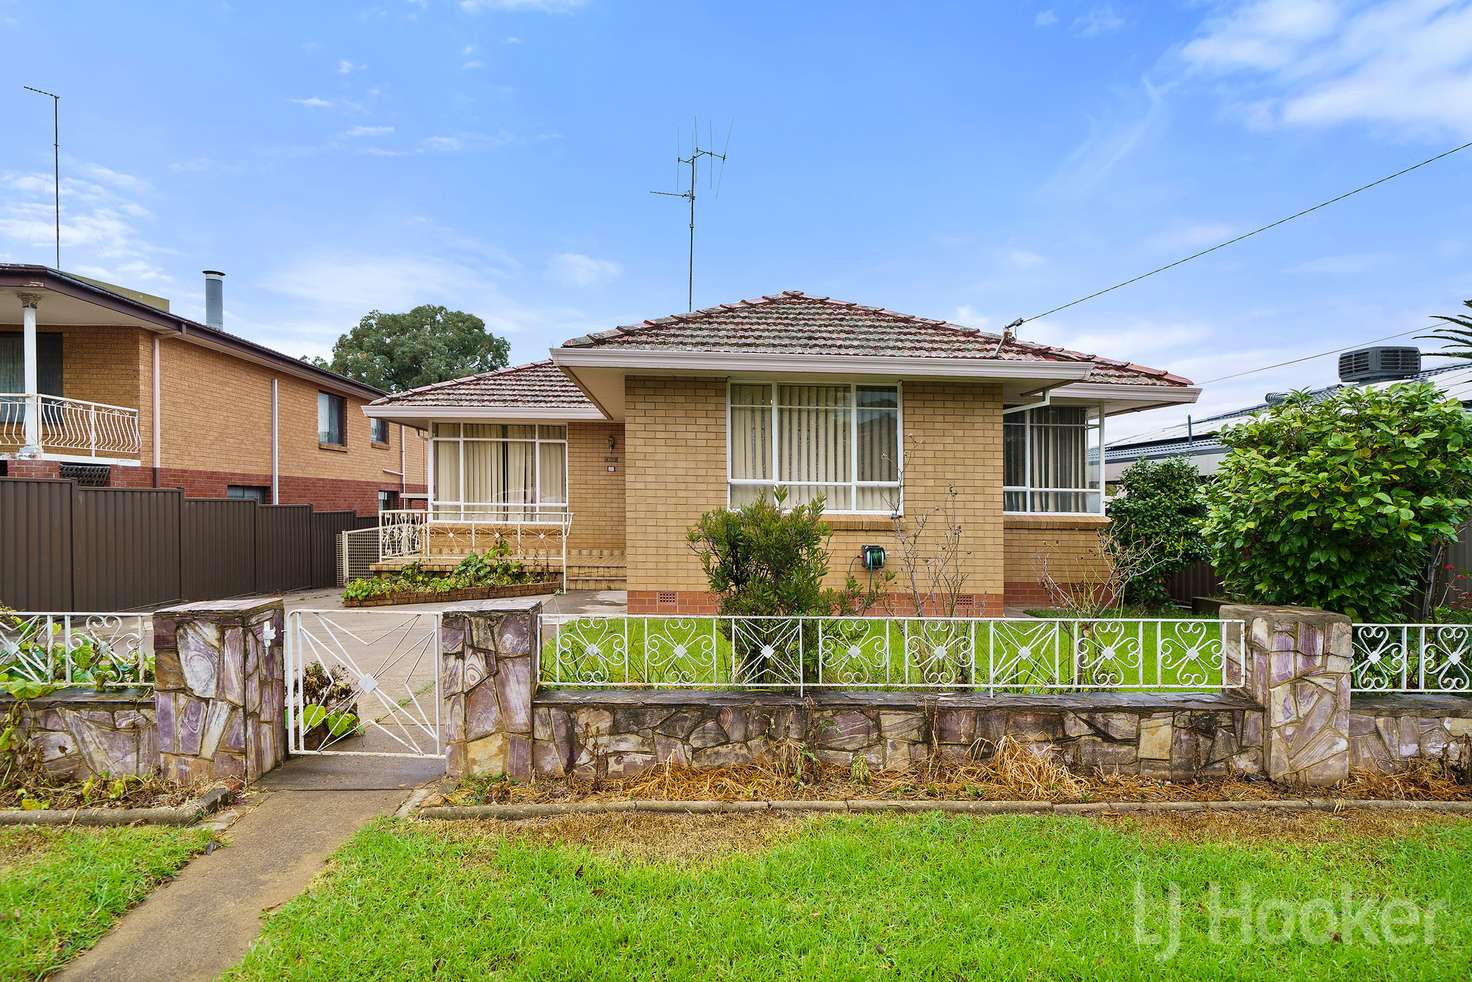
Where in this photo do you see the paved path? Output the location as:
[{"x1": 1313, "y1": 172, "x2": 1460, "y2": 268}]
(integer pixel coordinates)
[{"x1": 58, "y1": 787, "x2": 407, "y2": 982}]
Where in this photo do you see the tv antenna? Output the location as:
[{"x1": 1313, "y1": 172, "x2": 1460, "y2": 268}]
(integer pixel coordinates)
[
  {"x1": 23, "y1": 85, "x2": 61, "y2": 269},
  {"x1": 651, "y1": 119, "x2": 730, "y2": 311}
]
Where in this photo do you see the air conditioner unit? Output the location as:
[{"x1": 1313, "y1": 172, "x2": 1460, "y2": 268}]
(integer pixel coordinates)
[{"x1": 1337, "y1": 346, "x2": 1421, "y2": 383}]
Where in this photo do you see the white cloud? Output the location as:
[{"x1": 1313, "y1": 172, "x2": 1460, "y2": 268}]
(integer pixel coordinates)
[
  {"x1": 459, "y1": 0, "x2": 585, "y2": 11},
  {"x1": 949, "y1": 305, "x2": 992, "y2": 330},
  {"x1": 342, "y1": 124, "x2": 395, "y2": 138},
  {"x1": 337, "y1": 59, "x2": 360, "y2": 74},
  {"x1": 1035, "y1": 9, "x2": 1058, "y2": 28},
  {"x1": 1074, "y1": 4, "x2": 1124, "y2": 37},
  {"x1": 1182, "y1": 0, "x2": 1472, "y2": 137},
  {"x1": 1151, "y1": 222, "x2": 1235, "y2": 250},
  {"x1": 289, "y1": 96, "x2": 335, "y2": 109},
  {"x1": 1047, "y1": 77, "x2": 1167, "y2": 195},
  {"x1": 503, "y1": 35, "x2": 524, "y2": 43},
  {"x1": 463, "y1": 59, "x2": 485, "y2": 70},
  {"x1": 1007, "y1": 248, "x2": 1047, "y2": 270},
  {"x1": 0, "y1": 166, "x2": 172, "y2": 283},
  {"x1": 1288, "y1": 252, "x2": 1391, "y2": 275},
  {"x1": 546, "y1": 252, "x2": 621, "y2": 288}
]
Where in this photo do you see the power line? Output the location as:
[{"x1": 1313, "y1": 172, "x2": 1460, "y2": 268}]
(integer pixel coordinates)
[
  {"x1": 1198, "y1": 327, "x2": 1429, "y2": 385},
  {"x1": 1008, "y1": 139, "x2": 1472, "y2": 331}
]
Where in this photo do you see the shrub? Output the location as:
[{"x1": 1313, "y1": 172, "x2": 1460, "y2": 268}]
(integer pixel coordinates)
[
  {"x1": 1105, "y1": 457, "x2": 1208, "y2": 608},
  {"x1": 341, "y1": 542, "x2": 539, "y2": 603},
  {"x1": 1201, "y1": 383, "x2": 1472, "y2": 620},
  {"x1": 687, "y1": 487, "x2": 872, "y2": 618}
]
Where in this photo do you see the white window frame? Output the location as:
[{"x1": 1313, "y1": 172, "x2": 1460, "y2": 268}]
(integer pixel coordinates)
[
  {"x1": 1002, "y1": 402, "x2": 1106, "y2": 516},
  {"x1": 725, "y1": 379, "x2": 904, "y2": 516},
  {"x1": 428, "y1": 422, "x2": 569, "y2": 520}
]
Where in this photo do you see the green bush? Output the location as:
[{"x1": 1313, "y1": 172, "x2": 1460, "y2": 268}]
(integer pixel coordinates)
[
  {"x1": 341, "y1": 542, "x2": 539, "y2": 603},
  {"x1": 1201, "y1": 383, "x2": 1472, "y2": 620},
  {"x1": 686, "y1": 488, "x2": 871, "y2": 618},
  {"x1": 1105, "y1": 457, "x2": 1207, "y2": 608}
]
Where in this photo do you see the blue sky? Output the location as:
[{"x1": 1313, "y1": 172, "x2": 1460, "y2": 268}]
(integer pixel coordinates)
[{"x1": 2, "y1": 0, "x2": 1470, "y2": 439}]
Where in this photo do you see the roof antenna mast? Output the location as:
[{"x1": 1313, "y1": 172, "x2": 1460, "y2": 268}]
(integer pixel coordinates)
[
  {"x1": 651, "y1": 117, "x2": 729, "y2": 312},
  {"x1": 23, "y1": 85, "x2": 61, "y2": 269}
]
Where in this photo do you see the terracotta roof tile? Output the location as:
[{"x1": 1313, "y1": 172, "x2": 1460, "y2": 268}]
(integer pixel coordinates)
[
  {"x1": 561, "y1": 290, "x2": 1191, "y2": 387},
  {"x1": 371, "y1": 360, "x2": 594, "y2": 409}
]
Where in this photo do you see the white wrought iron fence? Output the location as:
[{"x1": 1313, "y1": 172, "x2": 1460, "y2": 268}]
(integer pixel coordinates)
[
  {"x1": 1351, "y1": 623, "x2": 1472, "y2": 692},
  {"x1": 0, "y1": 612, "x2": 153, "y2": 689},
  {"x1": 540, "y1": 615, "x2": 1245, "y2": 693}
]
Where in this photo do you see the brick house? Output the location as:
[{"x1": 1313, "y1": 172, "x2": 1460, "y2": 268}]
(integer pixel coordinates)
[
  {"x1": 0, "y1": 265, "x2": 425, "y2": 516},
  {"x1": 365, "y1": 291, "x2": 1199, "y2": 610}
]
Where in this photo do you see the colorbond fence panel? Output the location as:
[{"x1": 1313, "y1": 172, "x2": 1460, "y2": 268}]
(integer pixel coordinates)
[
  {"x1": 182, "y1": 499, "x2": 258, "y2": 601},
  {"x1": 0, "y1": 478, "x2": 74, "y2": 610},
  {"x1": 255, "y1": 505, "x2": 313, "y2": 594},
  {"x1": 0, "y1": 477, "x2": 372, "y2": 611},
  {"x1": 73, "y1": 488, "x2": 182, "y2": 611}
]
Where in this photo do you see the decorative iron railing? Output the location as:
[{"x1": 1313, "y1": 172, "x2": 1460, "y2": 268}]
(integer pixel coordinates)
[
  {"x1": 0, "y1": 612, "x2": 153, "y2": 691},
  {"x1": 0, "y1": 393, "x2": 142, "y2": 459},
  {"x1": 377, "y1": 508, "x2": 573, "y2": 589},
  {"x1": 540, "y1": 615, "x2": 1245, "y2": 692},
  {"x1": 1351, "y1": 623, "x2": 1472, "y2": 692}
]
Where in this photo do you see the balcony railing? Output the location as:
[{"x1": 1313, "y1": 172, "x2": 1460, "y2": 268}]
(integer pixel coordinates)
[
  {"x1": 377, "y1": 507, "x2": 574, "y2": 589},
  {"x1": 0, "y1": 393, "x2": 142, "y2": 461}
]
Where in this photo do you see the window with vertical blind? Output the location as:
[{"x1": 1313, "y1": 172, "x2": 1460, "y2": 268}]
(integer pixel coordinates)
[
  {"x1": 430, "y1": 423, "x2": 568, "y2": 520},
  {"x1": 1002, "y1": 405, "x2": 1104, "y2": 514},
  {"x1": 728, "y1": 382, "x2": 901, "y2": 514}
]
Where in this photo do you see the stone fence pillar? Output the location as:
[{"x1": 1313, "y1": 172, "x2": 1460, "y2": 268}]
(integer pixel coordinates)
[
  {"x1": 1221, "y1": 604, "x2": 1352, "y2": 786},
  {"x1": 153, "y1": 598, "x2": 286, "y2": 785},
  {"x1": 440, "y1": 599, "x2": 541, "y2": 781}
]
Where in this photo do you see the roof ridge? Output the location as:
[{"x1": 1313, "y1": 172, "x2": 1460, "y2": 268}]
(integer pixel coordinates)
[{"x1": 371, "y1": 359, "x2": 554, "y2": 403}]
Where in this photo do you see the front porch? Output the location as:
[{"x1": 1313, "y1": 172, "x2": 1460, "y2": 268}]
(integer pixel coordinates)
[{"x1": 370, "y1": 508, "x2": 628, "y2": 591}]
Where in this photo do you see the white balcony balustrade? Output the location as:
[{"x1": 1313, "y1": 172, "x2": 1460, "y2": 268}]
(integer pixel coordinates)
[{"x1": 0, "y1": 393, "x2": 142, "y2": 462}]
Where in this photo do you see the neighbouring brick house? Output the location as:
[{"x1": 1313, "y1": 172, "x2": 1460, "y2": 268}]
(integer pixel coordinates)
[
  {"x1": 365, "y1": 291, "x2": 1199, "y2": 609},
  {"x1": 0, "y1": 265, "x2": 425, "y2": 516}
]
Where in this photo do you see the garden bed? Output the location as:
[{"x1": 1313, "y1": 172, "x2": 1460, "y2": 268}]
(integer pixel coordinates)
[{"x1": 344, "y1": 577, "x2": 559, "y2": 608}]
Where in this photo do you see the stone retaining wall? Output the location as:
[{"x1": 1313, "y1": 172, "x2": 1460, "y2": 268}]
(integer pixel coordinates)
[
  {"x1": 1350, "y1": 693, "x2": 1472, "y2": 773},
  {"x1": 529, "y1": 691, "x2": 1263, "y2": 782},
  {"x1": 5, "y1": 690, "x2": 157, "y2": 779}
]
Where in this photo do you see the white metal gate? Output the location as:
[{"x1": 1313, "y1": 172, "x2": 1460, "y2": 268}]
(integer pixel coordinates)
[{"x1": 285, "y1": 609, "x2": 444, "y2": 759}]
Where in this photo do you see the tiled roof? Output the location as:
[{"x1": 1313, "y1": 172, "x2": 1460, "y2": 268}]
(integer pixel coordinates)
[
  {"x1": 371, "y1": 360, "x2": 594, "y2": 409},
  {"x1": 562, "y1": 290, "x2": 1192, "y2": 387}
]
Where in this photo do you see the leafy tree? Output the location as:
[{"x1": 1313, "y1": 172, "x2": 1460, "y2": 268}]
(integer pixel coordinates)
[
  {"x1": 309, "y1": 305, "x2": 509, "y2": 392},
  {"x1": 1104, "y1": 457, "x2": 1208, "y2": 608},
  {"x1": 1419, "y1": 299, "x2": 1472, "y2": 360},
  {"x1": 1201, "y1": 383, "x2": 1472, "y2": 620}
]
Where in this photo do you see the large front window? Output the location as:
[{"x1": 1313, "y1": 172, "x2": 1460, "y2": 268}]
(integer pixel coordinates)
[
  {"x1": 1003, "y1": 405, "x2": 1104, "y2": 514},
  {"x1": 430, "y1": 423, "x2": 568, "y2": 520},
  {"x1": 729, "y1": 382, "x2": 901, "y2": 514}
]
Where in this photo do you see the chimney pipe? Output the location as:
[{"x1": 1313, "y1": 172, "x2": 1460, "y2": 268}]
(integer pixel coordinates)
[{"x1": 203, "y1": 270, "x2": 225, "y2": 329}]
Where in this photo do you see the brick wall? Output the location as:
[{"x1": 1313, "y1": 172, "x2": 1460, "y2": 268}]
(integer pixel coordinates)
[
  {"x1": 623, "y1": 376, "x2": 1006, "y2": 615},
  {"x1": 1002, "y1": 514, "x2": 1111, "y2": 607},
  {"x1": 567, "y1": 420, "x2": 625, "y2": 554},
  {"x1": 0, "y1": 322, "x2": 427, "y2": 515}
]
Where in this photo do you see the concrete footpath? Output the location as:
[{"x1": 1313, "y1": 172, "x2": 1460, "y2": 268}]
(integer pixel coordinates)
[{"x1": 58, "y1": 784, "x2": 410, "y2": 981}]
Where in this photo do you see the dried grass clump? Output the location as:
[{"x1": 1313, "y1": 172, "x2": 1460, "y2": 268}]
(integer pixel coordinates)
[{"x1": 1340, "y1": 759, "x2": 1472, "y2": 801}]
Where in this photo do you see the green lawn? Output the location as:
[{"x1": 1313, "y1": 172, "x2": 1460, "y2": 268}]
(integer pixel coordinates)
[
  {"x1": 541, "y1": 615, "x2": 1237, "y2": 690},
  {"x1": 0, "y1": 824, "x2": 213, "y2": 980},
  {"x1": 228, "y1": 813, "x2": 1472, "y2": 980}
]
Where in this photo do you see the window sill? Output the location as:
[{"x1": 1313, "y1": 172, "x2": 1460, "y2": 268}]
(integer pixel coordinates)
[
  {"x1": 318, "y1": 442, "x2": 349, "y2": 453},
  {"x1": 1003, "y1": 513, "x2": 1109, "y2": 529},
  {"x1": 825, "y1": 514, "x2": 899, "y2": 532},
  {"x1": 371, "y1": 441, "x2": 391, "y2": 450}
]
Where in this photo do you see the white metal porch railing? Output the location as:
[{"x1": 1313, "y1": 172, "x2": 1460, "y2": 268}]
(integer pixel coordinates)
[
  {"x1": 1351, "y1": 623, "x2": 1472, "y2": 693},
  {"x1": 0, "y1": 611, "x2": 153, "y2": 689},
  {"x1": 377, "y1": 508, "x2": 574, "y2": 589},
  {"x1": 540, "y1": 615, "x2": 1246, "y2": 693},
  {"x1": 0, "y1": 393, "x2": 142, "y2": 460}
]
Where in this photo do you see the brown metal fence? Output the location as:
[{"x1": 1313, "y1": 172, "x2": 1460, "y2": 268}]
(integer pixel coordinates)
[{"x1": 0, "y1": 477, "x2": 372, "y2": 611}]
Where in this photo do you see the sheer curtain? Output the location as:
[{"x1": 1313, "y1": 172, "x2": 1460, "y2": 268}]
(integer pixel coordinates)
[
  {"x1": 730, "y1": 384, "x2": 772, "y2": 506},
  {"x1": 778, "y1": 384, "x2": 851, "y2": 510}
]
